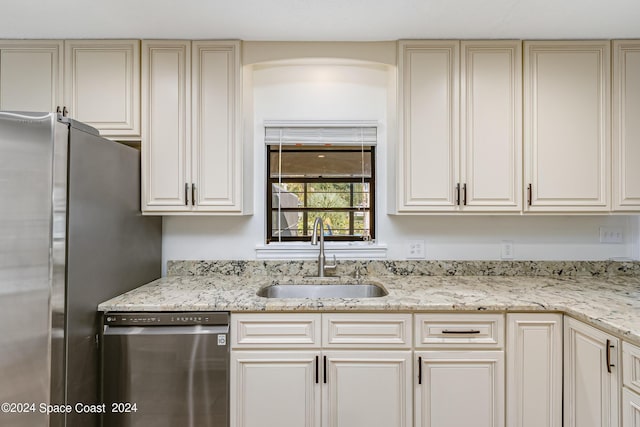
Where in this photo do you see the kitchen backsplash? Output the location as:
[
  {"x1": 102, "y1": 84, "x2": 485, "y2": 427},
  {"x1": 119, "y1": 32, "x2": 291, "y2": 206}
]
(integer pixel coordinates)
[{"x1": 167, "y1": 260, "x2": 640, "y2": 278}]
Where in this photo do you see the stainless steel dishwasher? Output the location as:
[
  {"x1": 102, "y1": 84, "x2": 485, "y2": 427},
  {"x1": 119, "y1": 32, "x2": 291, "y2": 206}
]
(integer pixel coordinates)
[{"x1": 101, "y1": 312, "x2": 229, "y2": 427}]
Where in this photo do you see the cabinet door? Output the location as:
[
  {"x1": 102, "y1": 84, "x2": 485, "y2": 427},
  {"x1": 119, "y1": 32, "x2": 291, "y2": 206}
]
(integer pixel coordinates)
[
  {"x1": 564, "y1": 316, "x2": 620, "y2": 427},
  {"x1": 231, "y1": 351, "x2": 320, "y2": 427},
  {"x1": 623, "y1": 388, "x2": 640, "y2": 427},
  {"x1": 191, "y1": 41, "x2": 242, "y2": 212},
  {"x1": 613, "y1": 41, "x2": 640, "y2": 211},
  {"x1": 623, "y1": 342, "x2": 640, "y2": 395},
  {"x1": 415, "y1": 351, "x2": 505, "y2": 427},
  {"x1": 142, "y1": 40, "x2": 191, "y2": 212},
  {"x1": 506, "y1": 313, "x2": 563, "y2": 427},
  {"x1": 460, "y1": 41, "x2": 522, "y2": 211},
  {"x1": 0, "y1": 41, "x2": 63, "y2": 112},
  {"x1": 397, "y1": 40, "x2": 459, "y2": 212},
  {"x1": 524, "y1": 41, "x2": 610, "y2": 211},
  {"x1": 323, "y1": 350, "x2": 412, "y2": 427},
  {"x1": 64, "y1": 40, "x2": 140, "y2": 139}
]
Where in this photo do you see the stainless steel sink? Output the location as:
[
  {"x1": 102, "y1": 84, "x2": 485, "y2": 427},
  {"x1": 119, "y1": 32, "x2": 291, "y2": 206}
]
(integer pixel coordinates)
[{"x1": 256, "y1": 283, "x2": 388, "y2": 299}]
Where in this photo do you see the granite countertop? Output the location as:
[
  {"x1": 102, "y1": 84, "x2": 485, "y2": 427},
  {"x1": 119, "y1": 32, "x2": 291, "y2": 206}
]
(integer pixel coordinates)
[{"x1": 98, "y1": 267, "x2": 640, "y2": 347}]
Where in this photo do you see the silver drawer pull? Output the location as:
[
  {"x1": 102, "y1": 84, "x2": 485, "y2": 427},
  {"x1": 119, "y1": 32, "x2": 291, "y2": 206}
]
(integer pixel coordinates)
[{"x1": 441, "y1": 329, "x2": 481, "y2": 334}]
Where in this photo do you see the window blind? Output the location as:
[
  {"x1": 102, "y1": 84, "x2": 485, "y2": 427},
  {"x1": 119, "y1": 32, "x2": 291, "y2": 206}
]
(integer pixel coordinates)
[{"x1": 264, "y1": 123, "x2": 377, "y2": 146}]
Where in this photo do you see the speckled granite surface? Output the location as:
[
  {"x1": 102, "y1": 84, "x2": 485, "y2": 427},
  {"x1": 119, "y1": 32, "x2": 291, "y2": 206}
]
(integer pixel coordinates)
[
  {"x1": 99, "y1": 267, "x2": 640, "y2": 346},
  {"x1": 167, "y1": 259, "x2": 640, "y2": 277}
]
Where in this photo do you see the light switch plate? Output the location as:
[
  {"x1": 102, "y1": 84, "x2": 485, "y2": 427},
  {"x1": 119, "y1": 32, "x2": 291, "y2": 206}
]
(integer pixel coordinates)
[
  {"x1": 599, "y1": 227, "x2": 623, "y2": 243},
  {"x1": 407, "y1": 240, "x2": 425, "y2": 259},
  {"x1": 501, "y1": 240, "x2": 514, "y2": 260}
]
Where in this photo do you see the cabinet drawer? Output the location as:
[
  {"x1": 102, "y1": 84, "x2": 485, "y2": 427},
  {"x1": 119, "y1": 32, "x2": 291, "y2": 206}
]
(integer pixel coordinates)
[
  {"x1": 624, "y1": 341, "x2": 640, "y2": 394},
  {"x1": 415, "y1": 313, "x2": 504, "y2": 348},
  {"x1": 231, "y1": 313, "x2": 321, "y2": 348},
  {"x1": 322, "y1": 313, "x2": 412, "y2": 348}
]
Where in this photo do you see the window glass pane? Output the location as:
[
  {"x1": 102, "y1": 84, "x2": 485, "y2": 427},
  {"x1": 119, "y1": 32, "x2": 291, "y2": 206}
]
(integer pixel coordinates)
[
  {"x1": 272, "y1": 184, "x2": 303, "y2": 208},
  {"x1": 301, "y1": 211, "x2": 370, "y2": 237},
  {"x1": 271, "y1": 211, "x2": 302, "y2": 238},
  {"x1": 270, "y1": 210, "x2": 371, "y2": 238},
  {"x1": 269, "y1": 149, "x2": 372, "y2": 178},
  {"x1": 307, "y1": 183, "x2": 352, "y2": 209},
  {"x1": 272, "y1": 183, "x2": 371, "y2": 209},
  {"x1": 267, "y1": 145, "x2": 375, "y2": 242}
]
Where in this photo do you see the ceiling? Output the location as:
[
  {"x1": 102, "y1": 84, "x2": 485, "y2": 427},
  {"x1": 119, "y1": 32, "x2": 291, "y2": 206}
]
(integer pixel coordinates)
[{"x1": 2, "y1": 0, "x2": 639, "y2": 40}]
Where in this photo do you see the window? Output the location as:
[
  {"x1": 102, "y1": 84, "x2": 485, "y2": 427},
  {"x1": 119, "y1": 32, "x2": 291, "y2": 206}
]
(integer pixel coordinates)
[{"x1": 266, "y1": 125, "x2": 376, "y2": 243}]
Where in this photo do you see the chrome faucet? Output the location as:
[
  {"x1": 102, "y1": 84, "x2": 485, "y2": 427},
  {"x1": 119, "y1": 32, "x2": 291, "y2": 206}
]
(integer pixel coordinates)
[{"x1": 311, "y1": 217, "x2": 337, "y2": 277}]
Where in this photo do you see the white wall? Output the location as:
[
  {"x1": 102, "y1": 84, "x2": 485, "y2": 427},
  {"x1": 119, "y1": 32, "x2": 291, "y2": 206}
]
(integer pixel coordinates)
[{"x1": 162, "y1": 60, "x2": 638, "y2": 269}]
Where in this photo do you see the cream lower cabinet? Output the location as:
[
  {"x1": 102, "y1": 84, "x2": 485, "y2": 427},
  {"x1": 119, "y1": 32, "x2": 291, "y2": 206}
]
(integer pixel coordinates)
[
  {"x1": 414, "y1": 313, "x2": 505, "y2": 427},
  {"x1": 231, "y1": 351, "x2": 320, "y2": 427},
  {"x1": 396, "y1": 40, "x2": 521, "y2": 213},
  {"x1": 623, "y1": 342, "x2": 640, "y2": 427},
  {"x1": 524, "y1": 41, "x2": 611, "y2": 212},
  {"x1": 323, "y1": 351, "x2": 412, "y2": 427},
  {"x1": 623, "y1": 389, "x2": 640, "y2": 427},
  {"x1": 142, "y1": 39, "x2": 247, "y2": 214},
  {"x1": 230, "y1": 313, "x2": 412, "y2": 427},
  {"x1": 415, "y1": 350, "x2": 504, "y2": 427},
  {"x1": 564, "y1": 316, "x2": 620, "y2": 427},
  {"x1": 506, "y1": 313, "x2": 563, "y2": 427}
]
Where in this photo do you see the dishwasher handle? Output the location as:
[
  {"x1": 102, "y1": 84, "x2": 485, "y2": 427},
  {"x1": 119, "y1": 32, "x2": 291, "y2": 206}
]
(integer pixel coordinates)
[{"x1": 103, "y1": 325, "x2": 229, "y2": 336}]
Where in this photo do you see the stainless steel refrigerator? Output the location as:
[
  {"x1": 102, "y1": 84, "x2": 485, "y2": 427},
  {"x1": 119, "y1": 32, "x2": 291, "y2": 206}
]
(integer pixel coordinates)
[{"x1": 0, "y1": 112, "x2": 162, "y2": 427}]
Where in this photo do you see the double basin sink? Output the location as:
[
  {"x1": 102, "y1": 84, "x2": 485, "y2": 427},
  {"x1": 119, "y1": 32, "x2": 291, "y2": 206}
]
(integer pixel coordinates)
[{"x1": 257, "y1": 282, "x2": 388, "y2": 299}]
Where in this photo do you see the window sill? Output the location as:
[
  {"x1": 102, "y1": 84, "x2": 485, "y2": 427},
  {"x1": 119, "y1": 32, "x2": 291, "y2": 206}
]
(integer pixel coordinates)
[{"x1": 255, "y1": 241, "x2": 388, "y2": 260}]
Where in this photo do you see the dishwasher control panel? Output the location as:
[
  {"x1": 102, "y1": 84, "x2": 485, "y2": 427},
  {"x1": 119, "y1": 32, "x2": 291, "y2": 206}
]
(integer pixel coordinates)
[{"x1": 104, "y1": 311, "x2": 229, "y2": 326}]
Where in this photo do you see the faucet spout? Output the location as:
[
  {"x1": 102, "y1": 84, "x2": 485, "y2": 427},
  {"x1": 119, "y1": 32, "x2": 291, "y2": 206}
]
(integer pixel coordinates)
[{"x1": 311, "y1": 217, "x2": 336, "y2": 277}]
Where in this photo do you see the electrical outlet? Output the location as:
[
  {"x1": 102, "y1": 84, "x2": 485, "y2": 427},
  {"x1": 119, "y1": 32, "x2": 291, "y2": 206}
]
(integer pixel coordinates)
[
  {"x1": 501, "y1": 240, "x2": 514, "y2": 260},
  {"x1": 599, "y1": 227, "x2": 623, "y2": 243},
  {"x1": 407, "y1": 240, "x2": 426, "y2": 259}
]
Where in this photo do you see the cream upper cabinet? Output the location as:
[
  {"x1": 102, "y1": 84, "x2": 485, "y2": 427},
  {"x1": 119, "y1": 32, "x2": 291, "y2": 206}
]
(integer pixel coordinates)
[
  {"x1": 191, "y1": 41, "x2": 242, "y2": 210},
  {"x1": 460, "y1": 41, "x2": 522, "y2": 211},
  {"x1": 0, "y1": 40, "x2": 63, "y2": 113},
  {"x1": 506, "y1": 313, "x2": 563, "y2": 427},
  {"x1": 524, "y1": 41, "x2": 611, "y2": 212},
  {"x1": 142, "y1": 40, "x2": 191, "y2": 212},
  {"x1": 564, "y1": 316, "x2": 620, "y2": 427},
  {"x1": 398, "y1": 40, "x2": 459, "y2": 212},
  {"x1": 64, "y1": 40, "x2": 140, "y2": 139},
  {"x1": 142, "y1": 40, "x2": 247, "y2": 215},
  {"x1": 397, "y1": 40, "x2": 521, "y2": 213},
  {"x1": 613, "y1": 40, "x2": 640, "y2": 211}
]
